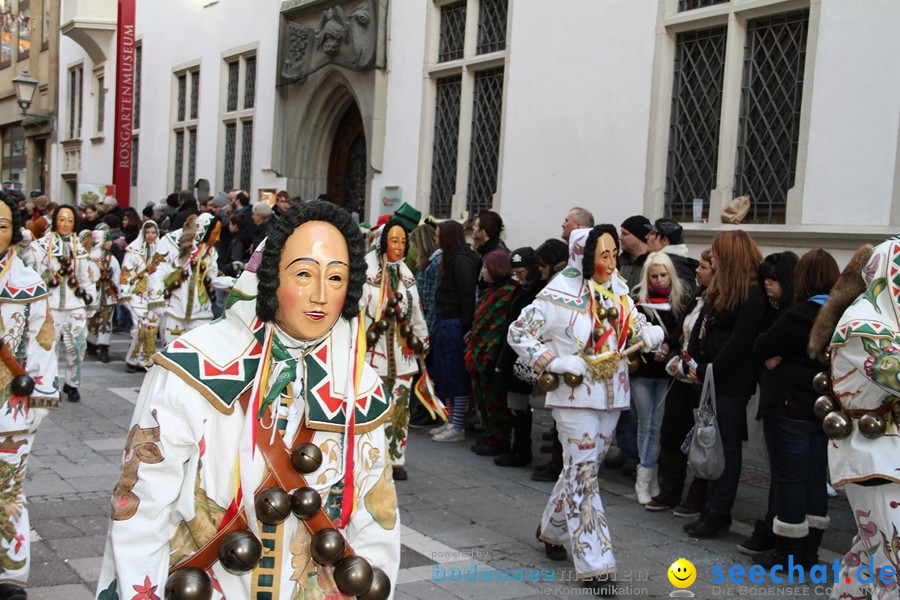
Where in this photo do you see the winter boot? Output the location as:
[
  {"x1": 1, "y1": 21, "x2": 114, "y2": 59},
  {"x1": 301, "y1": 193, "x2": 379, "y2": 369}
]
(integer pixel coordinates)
[
  {"x1": 802, "y1": 515, "x2": 830, "y2": 569},
  {"x1": 495, "y1": 409, "x2": 533, "y2": 467},
  {"x1": 646, "y1": 449, "x2": 686, "y2": 511},
  {"x1": 752, "y1": 517, "x2": 808, "y2": 568},
  {"x1": 686, "y1": 511, "x2": 732, "y2": 538},
  {"x1": 635, "y1": 466, "x2": 653, "y2": 505},
  {"x1": 737, "y1": 518, "x2": 776, "y2": 555},
  {"x1": 673, "y1": 477, "x2": 707, "y2": 518},
  {"x1": 99, "y1": 345, "x2": 110, "y2": 363}
]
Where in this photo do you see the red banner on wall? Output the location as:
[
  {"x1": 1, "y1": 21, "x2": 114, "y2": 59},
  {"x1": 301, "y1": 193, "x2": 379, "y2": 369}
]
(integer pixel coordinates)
[{"x1": 112, "y1": 0, "x2": 136, "y2": 208}]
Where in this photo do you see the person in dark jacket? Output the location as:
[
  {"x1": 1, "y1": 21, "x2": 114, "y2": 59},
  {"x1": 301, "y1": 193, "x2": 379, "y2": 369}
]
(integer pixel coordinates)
[
  {"x1": 491, "y1": 247, "x2": 544, "y2": 467},
  {"x1": 684, "y1": 230, "x2": 766, "y2": 538},
  {"x1": 170, "y1": 191, "x2": 199, "y2": 231},
  {"x1": 220, "y1": 213, "x2": 254, "y2": 277},
  {"x1": 430, "y1": 220, "x2": 480, "y2": 443},
  {"x1": 750, "y1": 249, "x2": 839, "y2": 569}
]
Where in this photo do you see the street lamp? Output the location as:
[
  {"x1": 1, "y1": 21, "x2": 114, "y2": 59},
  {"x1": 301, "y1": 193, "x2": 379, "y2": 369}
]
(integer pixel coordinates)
[{"x1": 12, "y1": 70, "x2": 39, "y2": 116}]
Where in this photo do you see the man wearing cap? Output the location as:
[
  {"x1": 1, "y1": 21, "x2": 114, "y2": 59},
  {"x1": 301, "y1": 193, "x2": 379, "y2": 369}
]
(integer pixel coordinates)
[
  {"x1": 618, "y1": 215, "x2": 651, "y2": 293},
  {"x1": 562, "y1": 207, "x2": 594, "y2": 243},
  {"x1": 647, "y1": 218, "x2": 698, "y2": 291}
]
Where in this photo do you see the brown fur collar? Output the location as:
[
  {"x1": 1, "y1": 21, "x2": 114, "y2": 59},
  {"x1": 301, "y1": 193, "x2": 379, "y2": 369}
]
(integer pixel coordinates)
[{"x1": 808, "y1": 244, "x2": 873, "y2": 360}]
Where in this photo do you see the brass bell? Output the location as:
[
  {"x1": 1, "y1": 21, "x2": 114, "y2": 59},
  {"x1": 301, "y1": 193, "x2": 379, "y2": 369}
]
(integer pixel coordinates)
[
  {"x1": 859, "y1": 412, "x2": 886, "y2": 439},
  {"x1": 628, "y1": 356, "x2": 640, "y2": 374},
  {"x1": 822, "y1": 411, "x2": 852, "y2": 439},
  {"x1": 255, "y1": 487, "x2": 292, "y2": 525},
  {"x1": 383, "y1": 306, "x2": 395, "y2": 318},
  {"x1": 290, "y1": 486, "x2": 322, "y2": 520},
  {"x1": 596, "y1": 307, "x2": 608, "y2": 320},
  {"x1": 291, "y1": 443, "x2": 323, "y2": 474},
  {"x1": 333, "y1": 555, "x2": 375, "y2": 597},
  {"x1": 592, "y1": 327, "x2": 603, "y2": 339},
  {"x1": 10, "y1": 375, "x2": 34, "y2": 397},
  {"x1": 375, "y1": 319, "x2": 390, "y2": 333},
  {"x1": 388, "y1": 295, "x2": 400, "y2": 307},
  {"x1": 358, "y1": 566, "x2": 392, "y2": 600},
  {"x1": 563, "y1": 373, "x2": 583, "y2": 387},
  {"x1": 813, "y1": 395, "x2": 837, "y2": 421},
  {"x1": 537, "y1": 372, "x2": 559, "y2": 392},
  {"x1": 606, "y1": 306, "x2": 619, "y2": 321},
  {"x1": 822, "y1": 349, "x2": 831, "y2": 364},
  {"x1": 366, "y1": 331, "x2": 379, "y2": 347},
  {"x1": 409, "y1": 336, "x2": 424, "y2": 353},
  {"x1": 812, "y1": 371, "x2": 831, "y2": 395},
  {"x1": 217, "y1": 530, "x2": 263, "y2": 574},
  {"x1": 400, "y1": 324, "x2": 413, "y2": 338},
  {"x1": 310, "y1": 528, "x2": 346, "y2": 565},
  {"x1": 164, "y1": 567, "x2": 213, "y2": 600}
]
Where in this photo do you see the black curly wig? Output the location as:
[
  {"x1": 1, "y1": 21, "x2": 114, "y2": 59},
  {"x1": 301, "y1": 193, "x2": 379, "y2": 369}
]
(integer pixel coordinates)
[
  {"x1": 256, "y1": 200, "x2": 366, "y2": 323},
  {"x1": 0, "y1": 192, "x2": 23, "y2": 246},
  {"x1": 582, "y1": 224, "x2": 620, "y2": 281},
  {"x1": 51, "y1": 204, "x2": 78, "y2": 233},
  {"x1": 378, "y1": 217, "x2": 409, "y2": 259}
]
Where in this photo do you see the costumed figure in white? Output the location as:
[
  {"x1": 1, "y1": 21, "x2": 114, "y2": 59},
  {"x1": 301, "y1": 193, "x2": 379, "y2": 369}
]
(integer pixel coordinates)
[
  {"x1": 810, "y1": 236, "x2": 900, "y2": 600},
  {"x1": 0, "y1": 194, "x2": 59, "y2": 598},
  {"x1": 119, "y1": 221, "x2": 167, "y2": 372},
  {"x1": 157, "y1": 213, "x2": 225, "y2": 345},
  {"x1": 19, "y1": 205, "x2": 96, "y2": 404},
  {"x1": 360, "y1": 218, "x2": 428, "y2": 482},
  {"x1": 508, "y1": 225, "x2": 663, "y2": 595},
  {"x1": 84, "y1": 230, "x2": 121, "y2": 364},
  {"x1": 96, "y1": 201, "x2": 399, "y2": 600}
]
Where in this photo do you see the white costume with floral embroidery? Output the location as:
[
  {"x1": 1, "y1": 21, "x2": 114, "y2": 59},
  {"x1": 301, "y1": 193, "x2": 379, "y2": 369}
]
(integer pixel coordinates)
[
  {"x1": 826, "y1": 236, "x2": 900, "y2": 600},
  {"x1": 20, "y1": 232, "x2": 97, "y2": 390},
  {"x1": 508, "y1": 229, "x2": 653, "y2": 580},
  {"x1": 119, "y1": 224, "x2": 167, "y2": 370},
  {"x1": 0, "y1": 249, "x2": 59, "y2": 586},
  {"x1": 360, "y1": 251, "x2": 429, "y2": 467},
  {"x1": 96, "y1": 258, "x2": 400, "y2": 600}
]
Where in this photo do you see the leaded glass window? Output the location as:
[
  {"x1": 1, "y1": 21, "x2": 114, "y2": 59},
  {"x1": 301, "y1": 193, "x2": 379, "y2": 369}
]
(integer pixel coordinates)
[
  {"x1": 665, "y1": 26, "x2": 727, "y2": 222},
  {"x1": 679, "y1": 0, "x2": 728, "y2": 11},
  {"x1": 477, "y1": 0, "x2": 507, "y2": 55},
  {"x1": 240, "y1": 121, "x2": 253, "y2": 192},
  {"x1": 223, "y1": 123, "x2": 236, "y2": 190},
  {"x1": 438, "y1": 1, "x2": 466, "y2": 62},
  {"x1": 430, "y1": 75, "x2": 462, "y2": 219},
  {"x1": 244, "y1": 56, "x2": 256, "y2": 109},
  {"x1": 190, "y1": 71, "x2": 200, "y2": 120},
  {"x1": 227, "y1": 61, "x2": 239, "y2": 112},
  {"x1": 467, "y1": 68, "x2": 504, "y2": 215},
  {"x1": 734, "y1": 10, "x2": 809, "y2": 224},
  {"x1": 177, "y1": 73, "x2": 187, "y2": 122},
  {"x1": 188, "y1": 129, "x2": 197, "y2": 191},
  {"x1": 173, "y1": 130, "x2": 184, "y2": 192},
  {"x1": 131, "y1": 136, "x2": 139, "y2": 187}
]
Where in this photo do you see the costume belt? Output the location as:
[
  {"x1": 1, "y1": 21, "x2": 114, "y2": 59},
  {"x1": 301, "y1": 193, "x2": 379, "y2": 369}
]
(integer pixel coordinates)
[{"x1": 813, "y1": 369, "x2": 900, "y2": 440}]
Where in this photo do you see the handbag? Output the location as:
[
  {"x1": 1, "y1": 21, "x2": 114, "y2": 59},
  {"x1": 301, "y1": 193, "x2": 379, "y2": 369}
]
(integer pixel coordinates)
[{"x1": 686, "y1": 364, "x2": 725, "y2": 480}]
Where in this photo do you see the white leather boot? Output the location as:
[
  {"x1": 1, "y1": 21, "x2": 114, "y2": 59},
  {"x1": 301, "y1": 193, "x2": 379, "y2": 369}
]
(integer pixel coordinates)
[
  {"x1": 635, "y1": 466, "x2": 652, "y2": 505},
  {"x1": 649, "y1": 465, "x2": 660, "y2": 497}
]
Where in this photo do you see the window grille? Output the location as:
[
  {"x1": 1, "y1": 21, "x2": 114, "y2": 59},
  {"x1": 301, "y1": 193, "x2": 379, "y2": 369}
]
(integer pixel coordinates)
[
  {"x1": 190, "y1": 71, "x2": 199, "y2": 120},
  {"x1": 467, "y1": 67, "x2": 504, "y2": 215},
  {"x1": 477, "y1": 0, "x2": 507, "y2": 55},
  {"x1": 244, "y1": 56, "x2": 257, "y2": 109},
  {"x1": 97, "y1": 75, "x2": 105, "y2": 134},
  {"x1": 679, "y1": 0, "x2": 728, "y2": 11},
  {"x1": 173, "y1": 130, "x2": 184, "y2": 192},
  {"x1": 223, "y1": 122, "x2": 236, "y2": 190},
  {"x1": 429, "y1": 75, "x2": 462, "y2": 218},
  {"x1": 735, "y1": 10, "x2": 809, "y2": 224},
  {"x1": 188, "y1": 128, "x2": 197, "y2": 191},
  {"x1": 134, "y1": 45, "x2": 142, "y2": 129},
  {"x1": 438, "y1": 1, "x2": 466, "y2": 62},
  {"x1": 240, "y1": 121, "x2": 253, "y2": 192},
  {"x1": 68, "y1": 67, "x2": 80, "y2": 139},
  {"x1": 177, "y1": 73, "x2": 187, "y2": 122},
  {"x1": 665, "y1": 26, "x2": 727, "y2": 222},
  {"x1": 227, "y1": 61, "x2": 239, "y2": 112},
  {"x1": 131, "y1": 136, "x2": 139, "y2": 187}
]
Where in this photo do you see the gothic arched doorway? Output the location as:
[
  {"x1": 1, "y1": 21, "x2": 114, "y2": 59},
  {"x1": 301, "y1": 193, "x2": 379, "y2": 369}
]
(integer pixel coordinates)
[{"x1": 327, "y1": 103, "x2": 367, "y2": 216}]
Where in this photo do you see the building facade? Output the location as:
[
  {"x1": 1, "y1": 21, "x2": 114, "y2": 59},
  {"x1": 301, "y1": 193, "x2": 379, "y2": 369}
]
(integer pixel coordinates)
[{"x1": 53, "y1": 0, "x2": 899, "y2": 259}]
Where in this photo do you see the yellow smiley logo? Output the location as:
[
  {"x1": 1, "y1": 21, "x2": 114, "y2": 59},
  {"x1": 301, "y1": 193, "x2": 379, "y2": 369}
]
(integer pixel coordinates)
[{"x1": 668, "y1": 558, "x2": 696, "y2": 588}]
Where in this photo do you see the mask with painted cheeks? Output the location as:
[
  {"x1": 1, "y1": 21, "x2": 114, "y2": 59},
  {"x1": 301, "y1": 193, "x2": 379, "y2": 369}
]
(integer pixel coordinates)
[
  {"x1": 275, "y1": 221, "x2": 350, "y2": 341},
  {"x1": 56, "y1": 207, "x2": 75, "y2": 237},
  {"x1": 592, "y1": 233, "x2": 618, "y2": 285},
  {"x1": 384, "y1": 225, "x2": 406, "y2": 263},
  {"x1": 0, "y1": 202, "x2": 13, "y2": 256}
]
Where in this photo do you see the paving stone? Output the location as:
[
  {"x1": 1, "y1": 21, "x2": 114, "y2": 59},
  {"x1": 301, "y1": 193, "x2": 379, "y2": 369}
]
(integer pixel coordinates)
[
  {"x1": 29, "y1": 583, "x2": 95, "y2": 600},
  {"x1": 28, "y1": 560, "x2": 81, "y2": 586}
]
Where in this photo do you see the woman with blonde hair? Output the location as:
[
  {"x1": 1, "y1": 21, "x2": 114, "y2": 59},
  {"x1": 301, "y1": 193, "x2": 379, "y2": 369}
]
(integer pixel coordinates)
[
  {"x1": 684, "y1": 230, "x2": 766, "y2": 538},
  {"x1": 630, "y1": 251, "x2": 685, "y2": 504}
]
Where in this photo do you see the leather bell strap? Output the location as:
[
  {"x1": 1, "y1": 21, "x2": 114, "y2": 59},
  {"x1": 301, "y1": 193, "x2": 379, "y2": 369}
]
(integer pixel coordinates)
[
  {"x1": 837, "y1": 398, "x2": 896, "y2": 420},
  {"x1": 169, "y1": 389, "x2": 351, "y2": 574}
]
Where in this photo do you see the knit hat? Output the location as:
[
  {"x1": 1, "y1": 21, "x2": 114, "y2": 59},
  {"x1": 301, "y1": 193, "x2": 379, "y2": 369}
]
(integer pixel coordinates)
[
  {"x1": 621, "y1": 215, "x2": 651, "y2": 244},
  {"x1": 212, "y1": 192, "x2": 229, "y2": 207},
  {"x1": 511, "y1": 247, "x2": 537, "y2": 267},
  {"x1": 393, "y1": 202, "x2": 421, "y2": 232}
]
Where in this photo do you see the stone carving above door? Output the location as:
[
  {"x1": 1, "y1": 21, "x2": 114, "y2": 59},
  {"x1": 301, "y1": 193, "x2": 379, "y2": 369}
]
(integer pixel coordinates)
[{"x1": 279, "y1": 0, "x2": 379, "y2": 85}]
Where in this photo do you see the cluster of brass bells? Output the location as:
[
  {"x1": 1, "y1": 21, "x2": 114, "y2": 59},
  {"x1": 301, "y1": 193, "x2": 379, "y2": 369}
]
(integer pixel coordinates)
[
  {"x1": 366, "y1": 294, "x2": 423, "y2": 353},
  {"x1": 813, "y1": 364, "x2": 898, "y2": 440},
  {"x1": 536, "y1": 371, "x2": 584, "y2": 392},
  {"x1": 593, "y1": 305, "x2": 619, "y2": 323}
]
